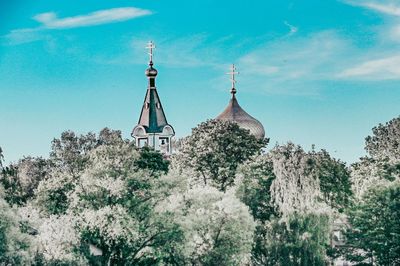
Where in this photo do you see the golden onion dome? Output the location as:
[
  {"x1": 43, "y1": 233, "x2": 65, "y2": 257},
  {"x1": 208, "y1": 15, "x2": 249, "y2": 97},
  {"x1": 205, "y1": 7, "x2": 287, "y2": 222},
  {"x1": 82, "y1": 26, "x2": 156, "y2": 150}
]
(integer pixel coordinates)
[{"x1": 216, "y1": 94, "x2": 265, "y2": 139}]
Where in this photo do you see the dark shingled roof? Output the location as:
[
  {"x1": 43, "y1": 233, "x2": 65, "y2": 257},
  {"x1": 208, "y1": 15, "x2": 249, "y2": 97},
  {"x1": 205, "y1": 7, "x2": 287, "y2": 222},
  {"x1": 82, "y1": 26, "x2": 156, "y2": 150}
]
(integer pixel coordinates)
[
  {"x1": 216, "y1": 94, "x2": 265, "y2": 139},
  {"x1": 135, "y1": 64, "x2": 169, "y2": 134}
]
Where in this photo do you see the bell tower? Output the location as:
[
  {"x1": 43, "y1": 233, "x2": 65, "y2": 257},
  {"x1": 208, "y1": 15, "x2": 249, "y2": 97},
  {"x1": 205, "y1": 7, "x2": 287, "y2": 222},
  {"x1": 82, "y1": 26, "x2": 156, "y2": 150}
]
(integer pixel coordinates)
[{"x1": 131, "y1": 41, "x2": 175, "y2": 155}]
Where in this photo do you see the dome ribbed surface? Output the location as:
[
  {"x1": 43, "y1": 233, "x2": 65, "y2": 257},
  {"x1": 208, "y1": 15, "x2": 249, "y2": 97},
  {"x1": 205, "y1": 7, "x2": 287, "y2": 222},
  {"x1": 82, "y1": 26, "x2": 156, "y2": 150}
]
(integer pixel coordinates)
[{"x1": 216, "y1": 95, "x2": 265, "y2": 139}]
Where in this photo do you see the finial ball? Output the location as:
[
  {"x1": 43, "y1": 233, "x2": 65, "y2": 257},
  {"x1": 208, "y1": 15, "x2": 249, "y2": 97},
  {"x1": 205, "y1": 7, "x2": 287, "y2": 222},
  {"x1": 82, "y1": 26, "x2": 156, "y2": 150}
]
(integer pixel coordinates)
[{"x1": 145, "y1": 66, "x2": 158, "y2": 77}]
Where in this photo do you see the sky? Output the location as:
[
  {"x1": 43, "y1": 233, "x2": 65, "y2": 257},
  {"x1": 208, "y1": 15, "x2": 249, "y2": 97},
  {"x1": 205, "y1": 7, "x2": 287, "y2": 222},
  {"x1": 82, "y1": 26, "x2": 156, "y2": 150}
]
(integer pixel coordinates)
[{"x1": 0, "y1": 0, "x2": 399, "y2": 164}]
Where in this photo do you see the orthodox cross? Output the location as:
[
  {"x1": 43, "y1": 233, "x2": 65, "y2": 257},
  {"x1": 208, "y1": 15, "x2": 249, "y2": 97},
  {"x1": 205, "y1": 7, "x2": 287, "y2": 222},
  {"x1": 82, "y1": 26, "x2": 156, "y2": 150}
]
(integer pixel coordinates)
[
  {"x1": 227, "y1": 64, "x2": 239, "y2": 94},
  {"x1": 146, "y1": 41, "x2": 156, "y2": 63}
]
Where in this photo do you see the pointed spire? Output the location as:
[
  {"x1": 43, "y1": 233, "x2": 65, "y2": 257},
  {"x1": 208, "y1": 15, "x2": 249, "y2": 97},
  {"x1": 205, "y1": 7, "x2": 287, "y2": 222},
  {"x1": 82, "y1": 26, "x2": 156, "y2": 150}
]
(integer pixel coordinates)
[
  {"x1": 132, "y1": 41, "x2": 175, "y2": 155},
  {"x1": 136, "y1": 41, "x2": 168, "y2": 133},
  {"x1": 226, "y1": 64, "x2": 239, "y2": 96}
]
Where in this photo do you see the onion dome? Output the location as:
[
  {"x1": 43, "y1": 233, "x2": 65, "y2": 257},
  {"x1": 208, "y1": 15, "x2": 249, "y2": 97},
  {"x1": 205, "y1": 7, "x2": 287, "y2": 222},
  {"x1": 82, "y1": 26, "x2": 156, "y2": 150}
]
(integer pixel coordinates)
[
  {"x1": 145, "y1": 63, "x2": 158, "y2": 77},
  {"x1": 216, "y1": 64, "x2": 265, "y2": 139}
]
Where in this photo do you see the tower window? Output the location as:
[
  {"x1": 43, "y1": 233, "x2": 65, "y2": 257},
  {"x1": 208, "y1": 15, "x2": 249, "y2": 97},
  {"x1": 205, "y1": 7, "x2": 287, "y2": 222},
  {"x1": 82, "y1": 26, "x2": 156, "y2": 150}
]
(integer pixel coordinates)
[
  {"x1": 138, "y1": 138, "x2": 148, "y2": 148},
  {"x1": 156, "y1": 102, "x2": 161, "y2": 109},
  {"x1": 159, "y1": 137, "x2": 169, "y2": 153},
  {"x1": 145, "y1": 102, "x2": 150, "y2": 109}
]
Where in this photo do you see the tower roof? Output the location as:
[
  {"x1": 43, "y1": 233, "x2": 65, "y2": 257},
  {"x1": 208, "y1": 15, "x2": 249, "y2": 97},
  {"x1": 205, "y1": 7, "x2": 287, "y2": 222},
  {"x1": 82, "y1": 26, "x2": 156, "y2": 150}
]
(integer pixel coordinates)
[
  {"x1": 133, "y1": 41, "x2": 172, "y2": 134},
  {"x1": 137, "y1": 82, "x2": 169, "y2": 133},
  {"x1": 216, "y1": 64, "x2": 265, "y2": 139}
]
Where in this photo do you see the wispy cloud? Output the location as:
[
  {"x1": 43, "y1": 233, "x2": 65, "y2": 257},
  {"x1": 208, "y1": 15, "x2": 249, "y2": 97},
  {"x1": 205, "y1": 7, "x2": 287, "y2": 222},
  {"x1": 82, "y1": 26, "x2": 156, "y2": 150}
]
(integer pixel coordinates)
[
  {"x1": 336, "y1": 0, "x2": 400, "y2": 80},
  {"x1": 344, "y1": 0, "x2": 400, "y2": 16},
  {"x1": 33, "y1": 7, "x2": 151, "y2": 29},
  {"x1": 235, "y1": 31, "x2": 354, "y2": 95},
  {"x1": 3, "y1": 7, "x2": 152, "y2": 45},
  {"x1": 340, "y1": 55, "x2": 400, "y2": 80},
  {"x1": 4, "y1": 28, "x2": 45, "y2": 45}
]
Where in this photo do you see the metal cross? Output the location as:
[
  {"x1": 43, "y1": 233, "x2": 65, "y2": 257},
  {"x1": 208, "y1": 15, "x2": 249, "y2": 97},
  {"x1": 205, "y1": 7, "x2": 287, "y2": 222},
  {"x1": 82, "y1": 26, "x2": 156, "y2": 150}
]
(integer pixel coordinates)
[
  {"x1": 227, "y1": 64, "x2": 239, "y2": 89},
  {"x1": 146, "y1": 41, "x2": 156, "y2": 62}
]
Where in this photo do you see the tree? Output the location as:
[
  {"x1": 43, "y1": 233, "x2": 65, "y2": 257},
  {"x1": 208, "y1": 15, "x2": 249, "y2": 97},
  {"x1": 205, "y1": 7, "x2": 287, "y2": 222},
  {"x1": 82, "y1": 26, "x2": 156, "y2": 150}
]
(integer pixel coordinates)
[
  {"x1": 0, "y1": 157, "x2": 48, "y2": 206},
  {"x1": 71, "y1": 141, "x2": 182, "y2": 265},
  {"x1": 34, "y1": 213, "x2": 86, "y2": 264},
  {"x1": 236, "y1": 154, "x2": 277, "y2": 223},
  {"x1": 50, "y1": 128, "x2": 126, "y2": 176},
  {"x1": 0, "y1": 186, "x2": 32, "y2": 265},
  {"x1": 351, "y1": 117, "x2": 400, "y2": 200},
  {"x1": 364, "y1": 116, "x2": 400, "y2": 182},
  {"x1": 365, "y1": 116, "x2": 400, "y2": 164},
  {"x1": 237, "y1": 144, "x2": 341, "y2": 265},
  {"x1": 177, "y1": 119, "x2": 268, "y2": 192},
  {"x1": 134, "y1": 146, "x2": 170, "y2": 176},
  {"x1": 236, "y1": 155, "x2": 280, "y2": 265},
  {"x1": 33, "y1": 134, "x2": 183, "y2": 265},
  {"x1": 350, "y1": 157, "x2": 385, "y2": 200},
  {"x1": 343, "y1": 183, "x2": 400, "y2": 265},
  {"x1": 269, "y1": 143, "x2": 324, "y2": 216},
  {"x1": 254, "y1": 214, "x2": 331, "y2": 266},
  {"x1": 312, "y1": 149, "x2": 352, "y2": 211},
  {"x1": 158, "y1": 184, "x2": 256, "y2": 265}
]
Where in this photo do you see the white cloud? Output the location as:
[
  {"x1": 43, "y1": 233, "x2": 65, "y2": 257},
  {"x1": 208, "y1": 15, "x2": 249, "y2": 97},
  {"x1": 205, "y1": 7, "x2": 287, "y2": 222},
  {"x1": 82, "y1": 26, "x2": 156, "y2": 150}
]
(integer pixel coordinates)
[
  {"x1": 340, "y1": 55, "x2": 400, "y2": 80},
  {"x1": 33, "y1": 7, "x2": 151, "y2": 29},
  {"x1": 344, "y1": 0, "x2": 400, "y2": 16},
  {"x1": 3, "y1": 7, "x2": 152, "y2": 45},
  {"x1": 235, "y1": 31, "x2": 353, "y2": 94},
  {"x1": 337, "y1": 0, "x2": 400, "y2": 80},
  {"x1": 4, "y1": 28, "x2": 44, "y2": 45}
]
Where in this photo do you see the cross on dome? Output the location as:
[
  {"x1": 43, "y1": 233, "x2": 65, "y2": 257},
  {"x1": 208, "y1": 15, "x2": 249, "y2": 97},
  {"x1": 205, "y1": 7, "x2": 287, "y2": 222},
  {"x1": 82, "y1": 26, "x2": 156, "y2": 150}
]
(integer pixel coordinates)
[
  {"x1": 146, "y1": 41, "x2": 156, "y2": 64},
  {"x1": 226, "y1": 64, "x2": 239, "y2": 95}
]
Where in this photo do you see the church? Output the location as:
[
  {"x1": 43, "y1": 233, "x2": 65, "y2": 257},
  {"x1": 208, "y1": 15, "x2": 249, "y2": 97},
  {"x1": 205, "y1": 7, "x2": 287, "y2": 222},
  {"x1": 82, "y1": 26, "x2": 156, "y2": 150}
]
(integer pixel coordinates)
[{"x1": 131, "y1": 42, "x2": 265, "y2": 154}]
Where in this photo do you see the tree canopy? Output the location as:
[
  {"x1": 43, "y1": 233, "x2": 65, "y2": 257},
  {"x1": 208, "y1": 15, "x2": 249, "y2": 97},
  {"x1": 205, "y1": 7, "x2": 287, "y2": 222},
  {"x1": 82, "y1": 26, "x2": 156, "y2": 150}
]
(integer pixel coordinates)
[
  {"x1": 343, "y1": 183, "x2": 400, "y2": 265},
  {"x1": 1, "y1": 115, "x2": 399, "y2": 265},
  {"x1": 177, "y1": 119, "x2": 268, "y2": 191}
]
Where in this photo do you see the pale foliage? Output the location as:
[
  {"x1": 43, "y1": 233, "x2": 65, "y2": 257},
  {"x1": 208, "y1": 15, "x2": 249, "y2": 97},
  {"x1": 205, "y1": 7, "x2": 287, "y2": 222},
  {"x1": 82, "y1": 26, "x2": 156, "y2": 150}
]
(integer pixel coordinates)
[
  {"x1": 176, "y1": 119, "x2": 266, "y2": 191},
  {"x1": 352, "y1": 117, "x2": 400, "y2": 200},
  {"x1": 158, "y1": 184, "x2": 255, "y2": 264},
  {"x1": 77, "y1": 205, "x2": 140, "y2": 246},
  {"x1": 14, "y1": 157, "x2": 47, "y2": 196},
  {"x1": 269, "y1": 143, "x2": 329, "y2": 216},
  {"x1": 17, "y1": 203, "x2": 42, "y2": 233},
  {"x1": 34, "y1": 170, "x2": 74, "y2": 215},
  {"x1": 350, "y1": 158, "x2": 390, "y2": 200},
  {"x1": 365, "y1": 116, "x2": 400, "y2": 164},
  {"x1": 36, "y1": 214, "x2": 85, "y2": 263},
  {"x1": 69, "y1": 171, "x2": 126, "y2": 211},
  {"x1": 0, "y1": 187, "x2": 33, "y2": 264},
  {"x1": 87, "y1": 142, "x2": 138, "y2": 171}
]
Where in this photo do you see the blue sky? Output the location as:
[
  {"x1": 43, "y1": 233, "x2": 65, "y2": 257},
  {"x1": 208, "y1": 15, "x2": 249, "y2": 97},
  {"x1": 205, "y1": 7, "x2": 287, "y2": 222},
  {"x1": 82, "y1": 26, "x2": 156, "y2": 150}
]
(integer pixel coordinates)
[{"x1": 0, "y1": 0, "x2": 399, "y2": 164}]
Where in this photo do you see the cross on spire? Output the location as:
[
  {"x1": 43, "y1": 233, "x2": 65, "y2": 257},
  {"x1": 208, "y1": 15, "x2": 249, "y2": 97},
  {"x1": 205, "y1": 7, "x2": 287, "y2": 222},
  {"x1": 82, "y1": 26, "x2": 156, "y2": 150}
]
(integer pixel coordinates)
[
  {"x1": 146, "y1": 41, "x2": 156, "y2": 64},
  {"x1": 227, "y1": 64, "x2": 239, "y2": 95}
]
